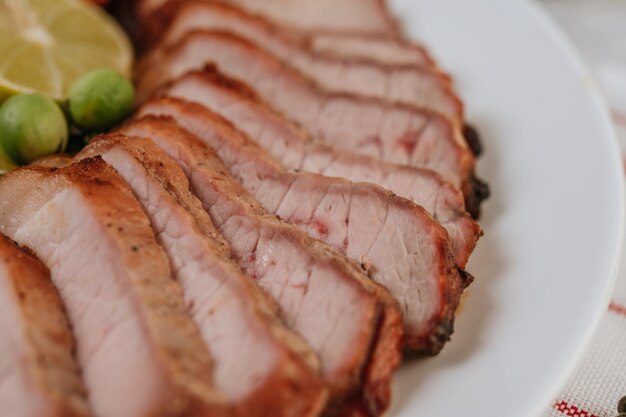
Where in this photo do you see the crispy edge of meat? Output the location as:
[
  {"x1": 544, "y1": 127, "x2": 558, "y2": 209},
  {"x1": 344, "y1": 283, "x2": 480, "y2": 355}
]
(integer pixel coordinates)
[
  {"x1": 116, "y1": 117, "x2": 406, "y2": 416},
  {"x1": 79, "y1": 134, "x2": 330, "y2": 417},
  {"x1": 0, "y1": 234, "x2": 91, "y2": 417}
]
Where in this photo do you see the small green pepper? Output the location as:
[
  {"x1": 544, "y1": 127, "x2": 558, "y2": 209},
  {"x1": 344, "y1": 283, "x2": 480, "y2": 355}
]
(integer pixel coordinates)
[
  {"x1": 0, "y1": 93, "x2": 68, "y2": 165},
  {"x1": 68, "y1": 68, "x2": 134, "y2": 131}
]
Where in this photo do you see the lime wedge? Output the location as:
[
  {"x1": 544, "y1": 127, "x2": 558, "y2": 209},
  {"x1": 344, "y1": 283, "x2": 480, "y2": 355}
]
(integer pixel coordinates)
[{"x1": 0, "y1": 0, "x2": 133, "y2": 102}]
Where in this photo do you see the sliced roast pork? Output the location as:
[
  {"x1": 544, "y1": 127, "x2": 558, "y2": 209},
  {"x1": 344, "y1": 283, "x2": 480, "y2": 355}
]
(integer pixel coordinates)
[
  {"x1": 134, "y1": 31, "x2": 477, "y2": 199},
  {"x1": 77, "y1": 135, "x2": 327, "y2": 417},
  {"x1": 0, "y1": 159, "x2": 228, "y2": 417},
  {"x1": 0, "y1": 234, "x2": 89, "y2": 417},
  {"x1": 309, "y1": 33, "x2": 437, "y2": 67},
  {"x1": 128, "y1": 104, "x2": 468, "y2": 355},
  {"x1": 137, "y1": 0, "x2": 399, "y2": 36},
  {"x1": 137, "y1": 1, "x2": 437, "y2": 68},
  {"x1": 138, "y1": 2, "x2": 461, "y2": 120},
  {"x1": 158, "y1": 70, "x2": 481, "y2": 263},
  {"x1": 115, "y1": 120, "x2": 403, "y2": 417}
]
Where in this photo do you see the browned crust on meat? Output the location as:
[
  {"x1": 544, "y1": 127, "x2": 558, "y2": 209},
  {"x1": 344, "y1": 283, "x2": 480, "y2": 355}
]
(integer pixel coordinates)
[
  {"x1": 31, "y1": 154, "x2": 74, "y2": 168},
  {"x1": 139, "y1": 1, "x2": 439, "y2": 73},
  {"x1": 117, "y1": 120, "x2": 382, "y2": 395},
  {"x1": 17, "y1": 159, "x2": 232, "y2": 416},
  {"x1": 464, "y1": 174, "x2": 491, "y2": 219},
  {"x1": 153, "y1": 69, "x2": 482, "y2": 265},
  {"x1": 118, "y1": 115, "x2": 404, "y2": 416},
  {"x1": 0, "y1": 235, "x2": 91, "y2": 417},
  {"x1": 134, "y1": 0, "x2": 485, "y2": 167},
  {"x1": 236, "y1": 361, "x2": 328, "y2": 417},
  {"x1": 137, "y1": 0, "x2": 401, "y2": 39},
  {"x1": 331, "y1": 287, "x2": 403, "y2": 417},
  {"x1": 309, "y1": 32, "x2": 440, "y2": 70},
  {"x1": 135, "y1": 3, "x2": 462, "y2": 122},
  {"x1": 134, "y1": 98, "x2": 469, "y2": 353},
  {"x1": 156, "y1": 68, "x2": 484, "y2": 248},
  {"x1": 80, "y1": 134, "x2": 329, "y2": 417},
  {"x1": 134, "y1": 31, "x2": 476, "y2": 193},
  {"x1": 187, "y1": 64, "x2": 263, "y2": 104}
]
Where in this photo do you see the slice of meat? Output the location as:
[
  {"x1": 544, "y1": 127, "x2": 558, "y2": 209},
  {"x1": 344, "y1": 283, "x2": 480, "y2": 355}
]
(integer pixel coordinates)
[
  {"x1": 309, "y1": 33, "x2": 437, "y2": 67},
  {"x1": 136, "y1": 1, "x2": 437, "y2": 69},
  {"x1": 0, "y1": 159, "x2": 227, "y2": 417},
  {"x1": 138, "y1": 1, "x2": 462, "y2": 120},
  {"x1": 135, "y1": 31, "x2": 476, "y2": 198},
  {"x1": 130, "y1": 101, "x2": 469, "y2": 355},
  {"x1": 0, "y1": 234, "x2": 90, "y2": 417},
  {"x1": 116, "y1": 118, "x2": 403, "y2": 417},
  {"x1": 158, "y1": 70, "x2": 481, "y2": 265},
  {"x1": 137, "y1": 0, "x2": 399, "y2": 36},
  {"x1": 77, "y1": 135, "x2": 327, "y2": 417}
]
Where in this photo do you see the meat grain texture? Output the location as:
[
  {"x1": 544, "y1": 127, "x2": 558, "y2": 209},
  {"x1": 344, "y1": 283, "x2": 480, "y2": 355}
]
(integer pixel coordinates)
[
  {"x1": 0, "y1": 0, "x2": 491, "y2": 415},
  {"x1": 134, "y1": 31, "x2": 476, "y2": 202},
  {"x1": 78, "y1": 135, "x2": 328, "y2": 417},
  {"x1": 156, "y1": 69, "x2": 481, "y2": 267},
  {"x1": 0, "y1": 234, "x2": 90, "y2": 417},
  {"x1": 136, "y1": 0, "x2": 400, "y2": 36},
  {"x1": 117, "y1": 117, "x2": 404, "y2": 417},
  {"x1": 129, "y1": 104, "x2": 468, "y2": 356},
  {"x1": 0, "y1": 159, "x2": 228, "y2": 417},
  {"x1": 138, "y1": 1, "x2": 462, "y2": 120}
]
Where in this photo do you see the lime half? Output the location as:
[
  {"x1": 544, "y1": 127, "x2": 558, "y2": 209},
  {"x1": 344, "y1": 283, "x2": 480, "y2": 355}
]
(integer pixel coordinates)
[{"x1": 0, "y1": 0, "x2": 133, "y2": 102}]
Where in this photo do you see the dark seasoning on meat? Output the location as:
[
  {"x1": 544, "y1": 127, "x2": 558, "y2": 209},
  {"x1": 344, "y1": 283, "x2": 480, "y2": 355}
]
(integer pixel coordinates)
[{"x1": 0, "y1": 1, "x2": 490, "y2": 417}]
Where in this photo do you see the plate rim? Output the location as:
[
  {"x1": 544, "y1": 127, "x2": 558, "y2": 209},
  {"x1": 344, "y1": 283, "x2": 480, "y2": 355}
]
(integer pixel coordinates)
[
  {"x1": 389, "y1": 0, "x2": 626, "y2": 414},
  {"x1": 519, "y1": 0, "x2": 626, "y2": 414}
]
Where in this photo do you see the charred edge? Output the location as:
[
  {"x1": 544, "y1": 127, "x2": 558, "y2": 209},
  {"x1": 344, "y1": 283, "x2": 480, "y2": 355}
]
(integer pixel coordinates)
[
  {"x1": 463, "y1": 124, "x2": 483, "y2": 156},
  {"x1": 324, "y1": 305, "x2": 392, "y2": 417},
  {"x1": 464, "y1": 175, "x2": 490, "y2": 219},
  {"x1": 197, "y1": 66, "x2": 262, "y2": 102},
  {"x1": 457, "y1": 267, "x2": 474, "y2": 289},
  {"x1": 327, "y1": 401, "x2": 372, "y2": 417},
  {"x1": 428, "y1": 317, "x2": 454, "y2": 355},
  {"x1": 406, "y1": 317, "x2": 455, "y2": 357}
]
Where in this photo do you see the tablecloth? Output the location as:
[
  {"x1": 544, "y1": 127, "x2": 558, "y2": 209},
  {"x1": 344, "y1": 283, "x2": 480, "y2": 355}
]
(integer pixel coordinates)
[{"x1": 541, "y1": 1, "x2": 626, "y2": 416}]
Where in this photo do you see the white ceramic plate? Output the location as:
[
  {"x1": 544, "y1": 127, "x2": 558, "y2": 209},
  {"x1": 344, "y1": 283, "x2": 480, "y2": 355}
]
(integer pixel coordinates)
[{"x1": 387, "y1": 0, "x2": 625, "y2": 416}]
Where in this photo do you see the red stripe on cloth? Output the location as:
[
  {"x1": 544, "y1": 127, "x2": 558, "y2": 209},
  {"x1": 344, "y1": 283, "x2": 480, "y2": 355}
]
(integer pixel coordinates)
[
  {"x1": 609, "y1": 302, "x2": 626, "y2": 316},
  {"x1": 613, "y1": 110, "x2": 626, "y2": 128},
  {"x1": 553, "y1": 400, "x2": 598, "y2": 417}
]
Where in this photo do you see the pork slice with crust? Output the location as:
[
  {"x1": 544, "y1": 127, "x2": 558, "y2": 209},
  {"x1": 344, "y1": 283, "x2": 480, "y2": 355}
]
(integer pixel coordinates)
[
  {"x1": 158, "y1": 69, "x2": 482, "y2": 262},
  {"x1": 77, "y1": 135, "x2": 328, "y2": 417},
  {"x1": 135, "y1": 31, "x2": 477, "y2": 199},
  {"x1": 0, "y1": 159, "x2": 228, "y2": 417},
  {"x1": 136, "y1": 0, "x2": 399, "y2": 36},
  {"x1": 138, "y1": 1, "x2": 462, "y2": 120},
  {"x1": 0, "y1": 234, "x2": 90, "y2": 417},
  {"x1": 137, "y1": 1, "x2": 437, "y2": 68},
  {"x1": 309, "y1": 33, "x2": 438, "y2": 67},
  {"x1": 116, "y1": 118, "x2": 403, "y2": 417},
  {"x1": 129, "y1": 103, "x2": 469, "y2": 355}
]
